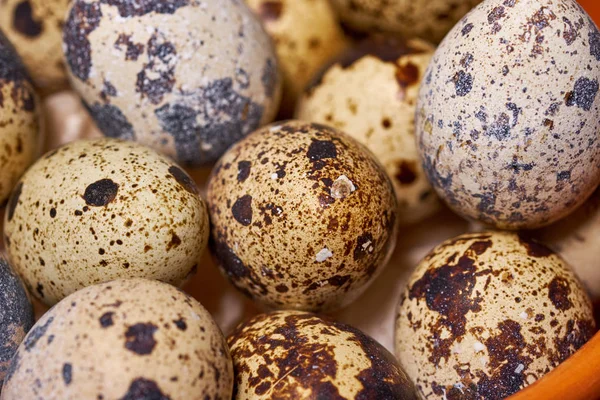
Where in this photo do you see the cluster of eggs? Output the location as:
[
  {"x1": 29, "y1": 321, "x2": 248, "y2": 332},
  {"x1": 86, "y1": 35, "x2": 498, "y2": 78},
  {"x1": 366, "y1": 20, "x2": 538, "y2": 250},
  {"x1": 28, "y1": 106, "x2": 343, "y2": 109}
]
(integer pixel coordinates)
[{"x1": 0, "y1": 0, "x2": 599, "y2": 399}]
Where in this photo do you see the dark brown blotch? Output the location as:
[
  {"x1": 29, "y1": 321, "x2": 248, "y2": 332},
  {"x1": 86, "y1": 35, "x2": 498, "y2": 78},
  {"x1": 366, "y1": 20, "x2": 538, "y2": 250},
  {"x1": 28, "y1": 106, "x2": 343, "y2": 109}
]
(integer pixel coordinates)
[
  {"x1": 119, "y1": 377, "x2": 171, "y2": 400},
  {"x1": 7, "y1": 182, "x2": 23, "y2": 221},
  {"x1": 257, "y1": 1, "x2": 283, "y2": 22},
  {"x1": 395, "y1": 161, "x2": 417, "y2": 185},
  {"x1": 124, "y1": 323, "x2": 158, "y2": 355},
  {"x1": 99, "y1": 312, "x2": 114, "y2": 328},
  {"x1": 307, "y1": 140, "x2": 337, "y2": 162},
  {"x1": 232, "y1": 195, "x2": 253, "y2": 226},
  {"x1": 12, "y1": 0, "x2": 43, "y2": 37},
  {"x1": 237, "y1": 161, "x2": 251, "y2": 183},
  {"x1": 548, "y1": 277, "x2": 573, "y2": 311},
  {"x1": 517, "y1": 234, "x2": 553, "y2": 257},
  {"x1": 83, "y1": 179, "x2": 119, "y2": 207},
  {"x1": 168, "y1": 166, "x2": 198, "y2": 194}
]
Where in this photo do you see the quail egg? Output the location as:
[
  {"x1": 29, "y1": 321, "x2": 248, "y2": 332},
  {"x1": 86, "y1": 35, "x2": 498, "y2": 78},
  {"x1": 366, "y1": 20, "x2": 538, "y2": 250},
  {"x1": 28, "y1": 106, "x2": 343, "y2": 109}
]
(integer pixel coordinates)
[
  {"x1": 0, "y1": 257, "x2": 34, "y2": 386},
  {"x1": 63, "y1": 0, "x2": 282, "y2": 166},
  {"x1": 4, "y1": 138, "x2": 209, "y2": 306},
  {"x1": 207, "y1": 120, "x2": 398, "y2": 311},
  {"x1": 0, "y1": 278, "x2": 233, "y2": 400},
  {"x1": 395, "y1": 231, "x2": 596, "y2": 399},
  {"x1": 245, "y1": 0, "x2": 348, "y2": 116},
  {"x1": 416, "y1": 0, "x2": 600, "y2": 229},
  {"x1": 329, "y1": 0, "x2": 482, "y2": 43},
  {"x1": 0, "y1": 31, "x2": 40, "y2": 205},
  {"x1": 0, "y1": 0, "x2": 70, "y2": 94},
  {"x1": 228, "y1": 310, "x2": 417, "y2": 399},
  {"x1": 297, "y1": 36, "x2": 439, "y2": 225}
]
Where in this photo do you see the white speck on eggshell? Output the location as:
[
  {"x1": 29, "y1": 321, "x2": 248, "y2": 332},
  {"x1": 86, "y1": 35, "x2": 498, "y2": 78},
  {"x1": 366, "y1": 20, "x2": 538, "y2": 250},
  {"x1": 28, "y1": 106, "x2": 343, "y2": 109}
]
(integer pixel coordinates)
[{"x1": 316, "y1": 248, "x2": 333, "y2": 262}]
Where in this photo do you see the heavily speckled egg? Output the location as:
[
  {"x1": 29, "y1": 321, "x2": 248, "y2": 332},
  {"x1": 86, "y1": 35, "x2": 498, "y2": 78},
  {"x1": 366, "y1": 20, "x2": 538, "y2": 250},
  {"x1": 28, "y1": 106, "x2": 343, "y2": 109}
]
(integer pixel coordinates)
[
  {"x1": 228, "y1": 310, "x2": 417, "y2": 400},
  {"x1": 0, "y1": 258, "x2": 34, "y2": 386},
  {"x1": 329, "y1": 0, "x2": 482, "y2": 43},
  {"x1": 296, "y1": 37, "x2": 439, "y2": 225},
  {"x1": 0, "y1": 31, "x2": 40, "y2": 205},
  {"x1": 3, "y1": 138, "x2": 209, "y2": 306},
  {"x1": 0, "y1": 278, "x2": 233, "y2": 400},
  {"x1": 63, "y1": 0, "x2": 282, "y2": 166},
  {"x1": 0, "y1": 0, "x2": 70, "y2": 94},
  {"x1": 245, "y1": 0, "x2": 348, "y2": 116},
  {"x1": 535, "y1": 187, "x2": 600, "y2": 303},
  {"x1": 395, "y1": 231, "x2": 596, "y2": 399},
  {"x1": 207, "y1": 120, "x2": 398, "y2": 311},
  {"x1": 416, "y1": 0, "x2": 600, "y2": 229}
]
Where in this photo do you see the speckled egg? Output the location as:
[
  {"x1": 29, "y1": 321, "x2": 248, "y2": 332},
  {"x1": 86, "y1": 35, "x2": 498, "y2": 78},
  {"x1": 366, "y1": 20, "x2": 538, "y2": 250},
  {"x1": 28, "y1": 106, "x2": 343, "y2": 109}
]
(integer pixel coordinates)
[
  {"x1": 245, "y1": 0, "x2": 348, "y2": 116},
  {"x1": 329, "y1": 0, "x2": 482, "y2": 43},
  {"x1": 63, "y1": 0, "x2": 282, "y2": 166},
  {"x1": 296, "y1": 37, "x2": 439, "y2": 225},
  {"x1": 207, "y1": 120, "x2": 398, "y2": 311},
  {"x1": 0, "y1": 0, "x2": 70, "y2": 94},
  {"x1": 395, "y1": 231, "x2": 596, "y2": 399},
  {"x1": 416, "y1": 0, "x2": 600, "y2": 229},
  {"x1": 0, "y1": 278, "x2": 233, "y2": 400},
  {"x1": 535, "y1": 187, "x2": 600, "y2": 303},
  {"x1": 228, "y1": 310, "x2": 417, "y2": 399},
  {"x1": 0, "y1": 258, "x2": 34, "y2": 386},
  {"x1": 0, "y1": 31, "x2": 40, "y2": 205},
  {"x1": 3, "y1": 138, "x2": 209, "y2": 306}
]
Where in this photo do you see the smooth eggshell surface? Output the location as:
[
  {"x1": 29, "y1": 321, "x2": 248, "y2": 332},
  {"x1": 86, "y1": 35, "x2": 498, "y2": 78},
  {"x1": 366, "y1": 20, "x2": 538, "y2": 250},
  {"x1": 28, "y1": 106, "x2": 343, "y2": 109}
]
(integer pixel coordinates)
[
  {"x1": 0, "y1": 31, "x2": 40, "y2": 205},
  {"x1": 0, "y1": 0, "x2": 70, "y2": 94},
  {"x1": 329, "y1": 0, "x2": 482, "y2": 43},
  {"x1": 63, "y1": 0, "x2": 281, "y2": 166},
  {"x1": 228, "y1": 310, "x2": 417, "y2": 400},
  {"x1": 246, "y1": 0, "x2": 348, "y2": 116},
  {"x1": 297, "y1": 37, "x2": 439, "y2": 225},
  {"x1": 416, "y1": 0, "x2": 600, "y2": 229},
  {"x1": 207, "y1": 120, "x2": 398, "y2": 311},
  {"x1": 0, "y1": 258, "x2": 34, "y2": 386},
  {"x1": 3, "y1": 138, "x2": 209, "y2": 306},
  {"x1": 395, "y1": 231, "x2": 595, "y2": 399},
  {"x1": 0, "y1": 279, "x2": 233, "y2": 400}
]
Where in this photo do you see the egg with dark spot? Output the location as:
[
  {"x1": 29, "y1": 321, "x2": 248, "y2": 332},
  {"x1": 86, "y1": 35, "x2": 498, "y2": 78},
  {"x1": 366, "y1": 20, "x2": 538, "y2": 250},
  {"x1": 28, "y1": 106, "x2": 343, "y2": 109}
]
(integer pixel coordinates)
[
  {"x1": 0, "y1": 279, "x2": 233, "y2": 399},
  {"x1": 0, "y1": 258, "x2": 34, "y2": 386},
  {"x1": 297, "y1": 36, "x2": 439, "y2": 225},
  {"x1": 329, "y1": 0, "x2": 482, "y2": 43},
  {"x1": 395, "y1": 231, "x2": 595, "y2": 399},
  {"x1": 228, "y1": 310, "x2": 418, "y2": 400},
  {"x1": 207, "y1": 120, "x2": 398, "y2": 311},
  {"x1": 245, "y1": 0, "x2": 349, "y2": 116},
  {"x1": 3, "y1": 138, "x2": 209, "y2": 306},
  {"x1": 0, "y1": 0, "x2": 70, "y2": 94},
  {"x1": 62, "y1": 0, "x2": 282, "y2": 166},
  {"x1": 416, "y1": 0, "x2": 600, "y2": 229},
  {"x1": 0, "y1": 31, "x2": 40, "y2": 205}
]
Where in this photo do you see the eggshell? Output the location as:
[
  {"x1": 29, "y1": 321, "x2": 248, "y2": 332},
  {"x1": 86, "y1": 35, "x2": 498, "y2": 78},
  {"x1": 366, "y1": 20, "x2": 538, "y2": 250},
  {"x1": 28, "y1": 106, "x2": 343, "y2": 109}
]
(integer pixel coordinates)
[
  {"x1": 395, "y1": 231, "x2": 595, "y2": 399},
  {"x1": 228, "y1": 310, "x2": 417, "y2": 399},
  {"x1": 207, "y1": 120, "x2": 398, "y2": 311},
  {"x1": 0, "y1": 258, "x2": 34, "y2": 386},
  {"x1": 297, "y1": 37, "x2": 439, "y2": 225},
  {"x1": 0, "y1": 278, "x2": 233, "y2": 400},
  {"x1": 329, "y1": 0, "x2": 482, "y2": 43},
  {"x1": 535, "y1": 187, "x2": 600, "y2": 303},
  {"x1": 416, "y1": 0, "x2": 600, "y2": 229},
  {"x1": 0, "y1": 31, "x2": 40, "y2": 205},
  {"x1": 3, "y1": 138, "x2": 209, "y2": 306},
  {"x1": 63, "y1": 0, "x2": 282, "y2": 166},
  {"x1": 0, "y1": 0, "x2": 70, "y2": 94},
  {"x1": 245, "y1": 0, "x2": 348, "y2": 116}
]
